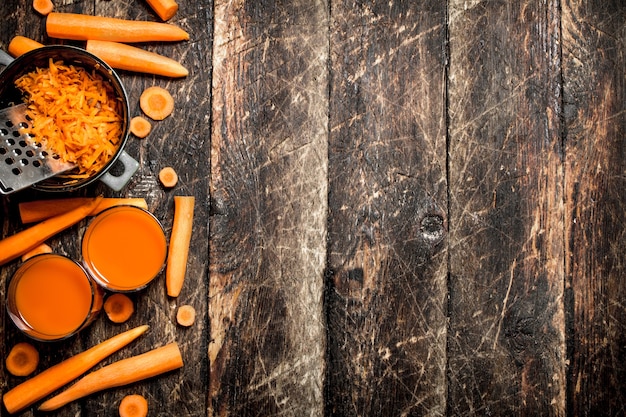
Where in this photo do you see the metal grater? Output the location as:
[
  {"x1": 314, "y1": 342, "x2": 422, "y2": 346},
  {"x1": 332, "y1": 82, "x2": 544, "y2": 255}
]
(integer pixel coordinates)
[{"x1": 0, "y1": 103, "x2": 75, "y2": 194}]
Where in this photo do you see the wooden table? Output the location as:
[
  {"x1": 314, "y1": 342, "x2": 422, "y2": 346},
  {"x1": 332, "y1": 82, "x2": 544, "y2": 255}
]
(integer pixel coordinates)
[{"x1": 1, "y1": 0, "x2": 624, "y2": 416}]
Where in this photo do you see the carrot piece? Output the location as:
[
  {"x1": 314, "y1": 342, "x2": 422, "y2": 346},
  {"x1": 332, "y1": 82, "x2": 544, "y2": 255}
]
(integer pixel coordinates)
[
  {"x1": 2, "y1": 325, "x2": 149, "y2": 414},
  {"x1": 119, "y1": 394, "x2": 148, "y2": 417},
  {"x1": 33, "y1": 0, "x2": 54, "y2": 15},
  {"x1": 46, "y1": 12, "x2": 189, "y2": 43},
  {"x1": 21, "y1": 242, "x2": 53, "y2": 261},
  {"x1": 19, "y1": 197, "x2": 148, "y2": 224},
  {"x1": 158, "y1": 167, "x2": 178, "y2": 188},
  {"x1": 140, "y1": 86, "x2": 175, "y2": 121},
  {"x1": 0, "y1": 197, "x2": 102, "y2": 267},
  {"x1": 145, "y1": 0, "x2": 178, "y2": 21},
  {"x1": 6, "y1": 343, "x2": 39, "y2": 377},
  {"x1": 8, "y1": 36, "x2": 44, "y2": 58},
  {"x1": 104, "y1": 293, "x2": 135, "y2": 323},
  {"x1": 176, "y1": 305, "x2": 196, "y2": 327},
  {"x1": 130, "y1": 116, "x2": 152, "y2": 139},
  {"x1": 86, "y1": 40, "x2": 188, "y2": 78},
  {"x1": 38, "y1": 343, "x2": 184, "y2": 411},
  {"x1": 166, "y1": 196, "x2": 195, "y2": 297}
]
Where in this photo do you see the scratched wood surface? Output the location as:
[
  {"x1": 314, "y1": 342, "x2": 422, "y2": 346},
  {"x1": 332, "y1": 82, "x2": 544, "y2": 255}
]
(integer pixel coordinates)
[{"x1": 1, "y1": 0, "x2": 625, "y2": 416}]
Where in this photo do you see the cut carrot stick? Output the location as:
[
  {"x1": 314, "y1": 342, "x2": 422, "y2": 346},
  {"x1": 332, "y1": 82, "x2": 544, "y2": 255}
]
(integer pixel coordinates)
[
  {"x1": 33, "y1": 0, "x2": 54, "y2": 15},
  {"x1": 86, "y1": 40, "x2": 188, "y2": 78},
  {"x1": 19, "y1": 197, "x2": 148, "y2": 223},
  {"x1": 158, "y1": 167, "x2": 178, "y2": 188},
  {"x1": 6, "y1": 343, "x2": 39, "y2": 377},
  {"x1": 0, "y1": 197, "x2": 102, "y2": 267},
  {"x1": 38, "y1": 343, "x2": 184, "y2": 411},
  {"x1": 21, "y1": 242, "x2": 53, "y2": 261},
  {"x1": 104, "y1": 293, "x2": 135, "y2": 323},
  {"x1": 119, "y1": 394, "x2": 148, "y2": 417},
  {"x1": 166, "y1": 196, "x2": 195, "y2": 297},
  {"x1": 145, "y1": 0, "x2": 178, "y2": 21},
  {"x1": 176, "y1": 305, "x2": 196, "y2": 327},
  {"x1": 8, "y1": 36, "x2": 44, "y2": 58},
  {"x1": 46, "y1": 12, "x2": 189, "y2": 43},
  {"x1": 140, "y1": 86, "x2": 175, "y2": 121},
  {"x1": 130, "y1": 116, "x2": 152, "y2": 139},
  {"x1": 2, "y1": 325, "x2": 149, "y2": 414}
]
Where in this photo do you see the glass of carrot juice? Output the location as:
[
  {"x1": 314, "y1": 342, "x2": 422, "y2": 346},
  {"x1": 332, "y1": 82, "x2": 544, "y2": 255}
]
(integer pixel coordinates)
[
  {"x1": 7, "y1": 254, "x2": 104, "y2": 341},
  {"x1": 81, "y1": 205, "x2": 167, "y2": 292}
]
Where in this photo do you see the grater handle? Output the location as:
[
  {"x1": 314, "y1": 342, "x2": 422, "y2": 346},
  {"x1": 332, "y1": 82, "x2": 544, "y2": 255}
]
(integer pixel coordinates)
[{"x1": 99, "y1": 150, "x2": 139, "y2": 192}]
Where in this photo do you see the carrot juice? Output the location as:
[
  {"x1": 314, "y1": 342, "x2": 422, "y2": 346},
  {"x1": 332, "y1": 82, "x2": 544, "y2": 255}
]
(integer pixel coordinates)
[
  {"x1": 7, "y1": 254, "x2": 102, "y2": 341},
  {"x1": 82, "y1": 206, "x2": 167, "y2": 292}
]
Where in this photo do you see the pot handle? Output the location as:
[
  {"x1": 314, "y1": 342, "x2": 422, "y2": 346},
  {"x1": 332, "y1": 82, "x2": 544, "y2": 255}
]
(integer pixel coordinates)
[
  {"x1": 0, "y1": 49, "x2": 14, "y2": 69},
  {"x1": 99, "y1": 150, "x2": 139, "y2": 192}
]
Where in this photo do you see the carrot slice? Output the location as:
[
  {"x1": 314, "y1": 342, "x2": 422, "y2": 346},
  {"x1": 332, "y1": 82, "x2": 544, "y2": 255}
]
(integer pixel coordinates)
[
  {"x1": 119, "y1": 394, "x2": 148, "y2": 417},
  {"x1": 33, "y1": 0, "x2": 54, "y2": 15},
  {"x1": 158, "y1": 167, "x2": 178, "y2": 188},
  {"x1": 130, "y1": 116, "x2": 152, "y2": 139},
  {"x1": 8, "y1": 36, "x2": 44, "y2": 58},
  {"x1": 166, "y1": 196, "x2": 195, "y2": 297},
  {"x1": 140, "y1": 86, "x2": 175, "y2": 121},
  {"x1": 145, "y1": 0, "x2": 178, "y2": 21},
  {"x1": 86, "y1": 40, "x2": 188, "y2": 78},
  {"x1": 104, "y1": 293, "x2": 135, "y2": 324},
  {"x1": 21, "y1": 243, "x2": 53, "y2": 261},
  {"x1": 6, "y1": 343, "x2": 39, "y2": 377},
  {"x1": 176, "y1": 305, "x2": 196, "y2": 327}
]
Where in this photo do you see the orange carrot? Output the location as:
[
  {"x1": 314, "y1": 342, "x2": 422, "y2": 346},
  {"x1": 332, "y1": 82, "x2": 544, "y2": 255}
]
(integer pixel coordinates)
[
  {"x1": 166, "y1": 196, "x2": 195, "y2": 297},
  {"x1": 158, "y1": 167, "x2": 178, "y2": 188},
  {"x1": 140, "y1": 86, "x2": 175, "y2": 121},
  {"x1": 0, "y1": 197, "x2": 102, "y2": 266},
  {"x1": 86, "y1": 40, "x2": 188, "y2": 78},
  {"x1": 46, "y1": 12, "x2": 189, "y2": 42},
  {"x1": 130, "y1": 116, "x2": 152, "y2": 139},
  {"x1": 33, "y1": 0, "x2": 54, "y2": 15},
  {"x1": 2, "y1": 325, "x2": 149, "y2": 414},
  {"x1": 19, "y1": 197, "x2": 148, "y2": 223},
  {"x1": 6, "y1": 343, "x2": 39, "y2": 377},
  {"x1": 119, "y1": 394, "x2": 148, "y2": 417},
  {"x1": 104, "y1": 293, "x2": 135, "y2": 323},
  {"x1": 145, "y1": 0, "x2": 178, "y2": 21},
  {"x1": 21, "y1": 242, "x2": 53, "y2": 261},
  {"x1": 38, "y1": 343, "x2": 184, "y2": 411},
  {"x1": 176, "y1": 305, "x2": 196, "y2": 327},
  {"x1": 8, "y1": 36, "x2": 44, "y2": 58}
]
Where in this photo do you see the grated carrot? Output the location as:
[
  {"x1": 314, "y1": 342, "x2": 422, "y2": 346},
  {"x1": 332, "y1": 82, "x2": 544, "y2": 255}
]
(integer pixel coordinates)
[{"x1": 14, "y1": 58, "x2": 124, "y2": 179}]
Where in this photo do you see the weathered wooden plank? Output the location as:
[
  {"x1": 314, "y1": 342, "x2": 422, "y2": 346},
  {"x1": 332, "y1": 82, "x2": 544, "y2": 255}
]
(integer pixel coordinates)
[
  {"x1": 326, "y1": 1, "x2": 448, "y2": 416},
  {"x1": 562, "y1": 1, "x2": 626, "y2": 416},
  {"x1": 447, "y1": 0, "x2": 566, "y2": 415},
  {"x1": 209, "y1": 0, "x2": 328, "y2": 415},
  {"x1": 0, "y1": 1, "x2": 210, "y2": 416}
]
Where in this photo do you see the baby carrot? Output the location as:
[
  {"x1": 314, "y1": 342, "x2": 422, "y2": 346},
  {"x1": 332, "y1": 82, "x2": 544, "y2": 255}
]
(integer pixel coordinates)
[
  {"x1": 166, "y1": 196, "x2": 195, "y2": 297},
  {"x1": 7, "y1": 35, "x2": 44, "y2": 57},
  {"x1": 86, "y1": 40, "x2": 188, "y2": 78},
  {"x1": 145, "y1": 0, "x2": 178, "y2": 21},
  {"x1": 46, "y1": 12, "x2": 189, "y2": 43},
  {"x1": 38, "y1": 343, "x2": 184, "y2": 411},
  {"x1": 0, "y1": 197, "x2": 102, "y2": 266},
  {"x1": 119, "y1": 394, "x2": 148, "y2": 417},
  {"x1": 6, "y1": 343, "x2": 39, "y2": 377},
  {"x1": 18, "y1": 197, "x2": 148, "y2": 223},
  {"x1": 2, "y1": 325, "x2": 149, "y2": 414}
]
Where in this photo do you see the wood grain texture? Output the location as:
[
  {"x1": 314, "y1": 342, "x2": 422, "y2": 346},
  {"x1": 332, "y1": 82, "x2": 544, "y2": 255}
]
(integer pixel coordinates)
[
  {"x1": 326, "y1": 1, "x2": 448, "y2": 416},
  {"x1": 209, "y1": 0, "x2": 328, "y2": 415},
  {"x1": 447, "y1": 0, "x2": 566, "y2": 415},
  {"x1": 562, "y1": 1, "x2": 626, "y2": 416}
]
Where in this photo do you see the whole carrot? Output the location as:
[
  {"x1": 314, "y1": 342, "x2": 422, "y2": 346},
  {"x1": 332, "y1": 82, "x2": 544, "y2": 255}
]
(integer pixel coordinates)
[
  {"x1": 145, "y1": 0, "x2": 179, "y2": 21},
  {"x1": 86, "y1": 40, "x2": 188, "y2": 78},
  {"x1": 2, "y1": 325, "x2": 149, "y2": 414},
  {"x1": 7, "y1": 35, "x2": 43, "y2": 57},
  {"x1": 38, "y1": 343, "x2": 184, "y2": 411},
  {"x1": 166, "y1": 196, "x2": 195, "y2": 297},
  {"x1": 46, "y1": 12, "x2": 189, "y2": 43},
  {"x1": 18, "y1": 197, "x2": 148, "y2": 223},
  {"x1": 0, "y1": 196, "x2": 102, "y2": 266}
]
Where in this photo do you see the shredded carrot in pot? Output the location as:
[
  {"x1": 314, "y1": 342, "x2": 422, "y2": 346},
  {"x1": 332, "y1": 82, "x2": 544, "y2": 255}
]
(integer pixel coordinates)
[{"x1": 15, "y1": 58, "x2": 124, "y2": 179}]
